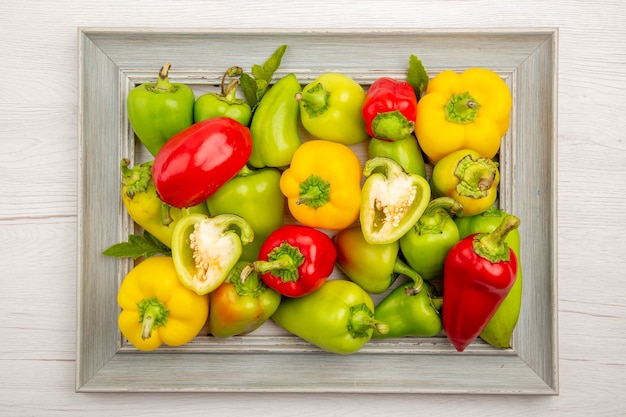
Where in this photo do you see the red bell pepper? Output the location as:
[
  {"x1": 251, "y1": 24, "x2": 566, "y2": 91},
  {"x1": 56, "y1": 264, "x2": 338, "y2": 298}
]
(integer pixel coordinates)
[
  {"x1": 241, "y1": 225, "x2": 337, "y2": 298},
  {"x1": 442, "y1": 214, "x2": 519, "y2": 352},
  {"x1": 152, "y1": 117, "x2": 252, "y2": 208},
  {"x1": 362, "y1": 77, "x2": 418, "y2": 142}
]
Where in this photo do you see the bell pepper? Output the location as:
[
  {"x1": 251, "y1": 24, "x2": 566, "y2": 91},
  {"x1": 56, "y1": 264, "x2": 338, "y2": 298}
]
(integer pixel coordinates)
[
  {"x1": 295, "y1": 72, "x2": 369, "y2": 145},
  {"x1": 242, "y1": 225, "x2": 336, "y2": 298},
  {"x1": 117, "y1": 256, "x2": 209, "y2": 351},
  {"x1": 272, "y1": 279, "x2": 389, "y2": 354},
  {"x1": 443, "y1": 215, "x2": 519, "y2": 352},
  {"x1": 153, "y1": 117, "x2": 253, "y2": 208},
  {"x1": 362, "y1": 77, "x2": 418, "y2": 142},
  {"x1": 334, "y1": 226, "x2": 424, "y2": 294},
  {"x1": 455, "y1": 206, "x2": 523, "y2": 348},
  {"x1": 208, "y1": 261, "x2": 281, "y2": 338},
  {"x1": 373, "y1": 280, "x2": 443, "y2": 339},
  {"x1": 127, "y1": 63, "x2": 195, "y2": 156},
  {"x1": 430, "y1": 148, "x2": 500, "y2": 217},
  {"x1": 248, "y1": 73, "x2": 302, "y2": 168},
  {"x1": 206, "y1": 165, "x2": 285, "y2": 262},
  {"x1": 171, "y1": 213, "x2": 254, "y2": 295},
  {"x1": 368, "y1": 135, "x2": 426, "y2": 178},
  {"x1": 280, "y1": 140, "x2": 362, "y2": 230},
  {"x1": 415, "y1": 67, "x2": 512, "y2": 163},
  {"x1": 119, "y1": 158, "x2": 209, "y2": 248},
  {"x1": 194, "y1": 66, "x2": 252, "y2": 126},
  {"x1": 360, "y1": 156, "x2": 431, "y2": 245},
  {"x1": 399, "y1": 197, "x2": 463, "y2": 281}
]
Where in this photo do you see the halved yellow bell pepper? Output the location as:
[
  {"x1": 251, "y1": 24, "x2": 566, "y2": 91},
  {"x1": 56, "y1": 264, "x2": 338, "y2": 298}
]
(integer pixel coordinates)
[
  {"x1": 279, "y1": 140, "x2": 362, "y2": 230},
  {"x1": 117, "y1": 256, "x2": 209, "y2": 351},
  {"x1": 415, "y1": 68, "x2": 512, "y2": 163}
]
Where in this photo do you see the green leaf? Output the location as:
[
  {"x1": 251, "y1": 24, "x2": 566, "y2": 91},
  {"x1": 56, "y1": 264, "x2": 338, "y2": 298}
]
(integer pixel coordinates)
[
  {"x1": 407, "y1": 54, "x2": 429, "y2": 97},
  {"x1": 240, "y1": 73, "x2": 259, "y2": 108},
  {"x1": 253, "y1": 44, "x2": 288, "y2": 84},
  {"x1": 102, "y1": 231, "x2": 171, "y2": 259},
  {"x1": 242, "y1": 44, "x2": 288, "y2": 110}
]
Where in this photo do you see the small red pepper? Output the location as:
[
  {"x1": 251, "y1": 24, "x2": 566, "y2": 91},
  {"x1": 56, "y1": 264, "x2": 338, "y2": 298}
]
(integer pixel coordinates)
[
  {"x1": 362, "y1": 77, "x2": 418, "y2": 142},
  {"x1": 442, "y1": 214, "x2": 520, "y2": 352},
  {"x1": 152, "y1": 117, "x2": 252, "y2": 208},
  {"x1": 241, "y1": 225, "x2": 337, "y2": 298}
]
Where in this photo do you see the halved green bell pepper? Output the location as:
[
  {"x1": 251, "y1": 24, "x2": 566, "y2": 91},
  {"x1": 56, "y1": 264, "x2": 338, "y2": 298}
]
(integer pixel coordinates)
[
  {"x1": 171, "y1": 213, "x2": 253, "y2": 295},
  {"x1": 360, "y1": 156, "x2": 431, "y2": 245}
]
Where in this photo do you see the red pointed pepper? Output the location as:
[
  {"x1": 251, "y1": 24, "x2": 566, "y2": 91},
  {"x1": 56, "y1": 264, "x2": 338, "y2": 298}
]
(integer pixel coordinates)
[
  {"x1": 241, "y1": 225, "x2": 337, "y2": 298},
  {"x1": 362, "y1": 77, "x2": 418, "y2": 142},
  {"x1": 442, "y1": 214, "x2": 519, "y2": 352}
]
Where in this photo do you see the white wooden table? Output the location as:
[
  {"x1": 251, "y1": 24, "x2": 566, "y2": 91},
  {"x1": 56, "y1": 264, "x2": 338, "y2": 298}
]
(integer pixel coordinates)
[{"x1": 2, "y1": 1, "x2": 625, "y2": 415}]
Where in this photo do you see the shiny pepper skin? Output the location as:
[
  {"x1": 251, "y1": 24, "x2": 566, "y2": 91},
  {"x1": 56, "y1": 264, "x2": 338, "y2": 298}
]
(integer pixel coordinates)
[
  {"x1": 362, "y1": 77, "x2": 418, "y2": 142},
  {"x1": 443, "y1": 215, "x2": 519, "y2": 352}
]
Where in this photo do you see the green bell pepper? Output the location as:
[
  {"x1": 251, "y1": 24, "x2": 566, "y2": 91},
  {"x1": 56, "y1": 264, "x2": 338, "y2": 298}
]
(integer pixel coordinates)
[
  {"x1": 127, "y1": 63, "x2": 195, "y2": 156},
  {"x1": 205, "y1": 165, "x2": 285, "y2": 262},
  {"x1": 455, "y1": 206, "x2": 523, "y2": 348},
  {"x1": 334, "y1": 226, "x2": 424, "y2": 294},
  {"x1": 368, "y1": 135, "x2": 426, "y2": 178},
  {"x1": 248, "y1": 73, "x2": 302, "y2": 168},
  {"x1": 272, "y1": 279, "x2": 389, "y2": 354},
  {"x1": 194, "y1": 66, "x2": 252, "y2": 126},
  {"x1": 373, "y1": 280, "x2": 443, "y2": 339},
  {"x1": 399, "y1": 197, "x2": 463, "y2": 281}
]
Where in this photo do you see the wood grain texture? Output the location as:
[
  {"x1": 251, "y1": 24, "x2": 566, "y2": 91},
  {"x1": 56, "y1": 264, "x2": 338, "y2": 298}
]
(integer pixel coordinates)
[{"x1": 1, "y1": 0, "x2": 626, "y2": 415}]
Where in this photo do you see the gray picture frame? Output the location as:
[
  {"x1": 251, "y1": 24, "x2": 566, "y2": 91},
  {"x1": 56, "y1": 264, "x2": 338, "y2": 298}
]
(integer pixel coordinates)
[{"x1": 77, "y1": 28, "x2": 558, "y2": 394}]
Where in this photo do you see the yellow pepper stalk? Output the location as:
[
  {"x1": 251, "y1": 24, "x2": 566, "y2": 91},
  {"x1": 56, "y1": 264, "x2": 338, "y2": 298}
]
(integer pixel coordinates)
[
  {"x1": 117, "y1": 256, "x2": 209, "y2": 351},
  {"x1": 279, "y1": 140, "x2": 362, "y2": 230},
  {"x1": 415, "y1": 68, "x2": 512, "y2": 164}
]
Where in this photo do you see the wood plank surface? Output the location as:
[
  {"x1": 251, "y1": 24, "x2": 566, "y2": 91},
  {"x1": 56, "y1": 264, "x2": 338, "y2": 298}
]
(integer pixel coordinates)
[{"x1": 1, "y1": 0, "x2": 625, "y2": 415}]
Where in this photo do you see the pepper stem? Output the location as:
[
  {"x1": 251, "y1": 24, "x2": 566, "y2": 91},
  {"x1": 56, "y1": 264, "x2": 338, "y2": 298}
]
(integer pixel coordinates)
[
  {"x1": 473, "y1": 214, "x2": 520, "y2": 263},
  {"x1": 212, "y1": 213, "x2": 255, "y2": 246},
  {"x1": 136, "y1": 297, "x2": 169, "y2": 340},
  {"x1": 348, "y1": 303, "x2": 389, "y2": 337},
  {"x1": 371, "y1": 110, "x2": 414, "y2": 142},
  {"x1": 294, "y1": 82, "x2": 330, "y2": 118},
  {"x1": 120, "y1": 158, "x2": 153, "y2": 198},
  {"x1": 393, "y1": 258, "x2": 424, "y2": 293},
  {"x1": 152, "y1": 63, "x2": 174, "y2": 93},
  {"x1": 454, "y1": 155, "x2": 498, "y2": 198},
  {"x1": 297, "y1": 174, "x2": 331, "y2": 209},
  {"x1": 245, "y1": 243, "x2": 305, "y2": 283},
  {"x1": 417, "y1": 197, "x2": 464, "y2": 233},
  {"x1": 445, "y1": 92, "x2": 480, "y2": 124}
]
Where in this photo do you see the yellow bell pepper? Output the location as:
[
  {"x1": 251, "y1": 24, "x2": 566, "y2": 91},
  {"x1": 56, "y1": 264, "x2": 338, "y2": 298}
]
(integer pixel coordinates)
[
  {"x1": 117, "y1": 256, "x2": 209, "y2": 351},
  {"x1": 279, "y1": 140, "x2": 362, "y2": 230},
  {"x1": 415, "y1": 68, "x2": 512, "y2": 164}
]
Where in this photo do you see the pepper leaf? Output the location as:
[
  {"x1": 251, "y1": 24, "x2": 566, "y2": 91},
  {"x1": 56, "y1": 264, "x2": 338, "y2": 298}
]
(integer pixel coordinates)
[
  {"x1": 407, "y1": 54, "x2": 429, "y2": 97},
  {"x1": 241, "y1": 44, "x2": 288, "y2": 110},
  {"x1": 102, "y1": 231, "x2": 171, "y2": 259}
]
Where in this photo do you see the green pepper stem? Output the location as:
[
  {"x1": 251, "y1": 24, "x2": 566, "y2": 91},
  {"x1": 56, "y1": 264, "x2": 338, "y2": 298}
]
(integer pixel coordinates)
[
  {"x1": 221, "y1": 66, "x2": 244, "y2": 96},
  {"x1": 417, "y1": 197, "x2": 464, "y2": 233},
  {"x1": 372, "y1": 110, "x2": 414, "y2": 142},
  {"x1": 445, "y1": 92, "x2": 480, "y2": 124},
  {"x1": 120, "y1": 158, "x2": 153, "y2": 198},
  {"x1": 294, "y1": 82, "x2": 330, "y2": 117},
  {"x1": 152, "y1": 63, "x2": 174, "y2": 93},
  {"x1": 348, "y1": 303, "x2": 389, "y2": 337},
  {"x1": 393, "y1": 258, "x2": 424, "y2": 293},
  {"x1": 454, "y1": 155, "x2": 498, "y2": 198},
  {"x1": 246, "y1": 243, "x2": 305, "y2": 283},
  {"x1": 230, "y1": 262, "x2": 265, "y2": 297},
  {"x1": 363, "y1": 156, "x2": 406, "y2": 179},
  {"x1": 296, "y1": 174, "x2": 331, "y2": 209},
  {"x1": 431, "y1": 296, "x2": 443, "y2": 311},
  {"x1": 136, "y1": 297, "x2": 169, "y2": 340},
  {"x1": 473, "y1": 214, "x2": 520, "y2": 263},
  {"x1": 212, "y1": 213, "x2": 255, "y2": 246}
]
